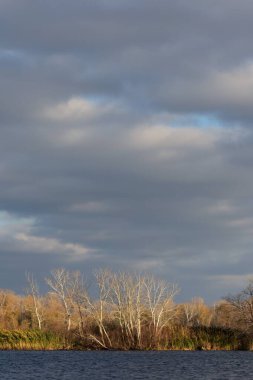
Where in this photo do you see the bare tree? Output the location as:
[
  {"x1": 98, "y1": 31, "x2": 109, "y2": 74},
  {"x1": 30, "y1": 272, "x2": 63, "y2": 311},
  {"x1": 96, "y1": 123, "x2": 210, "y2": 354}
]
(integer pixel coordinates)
[
  {"x1": 26, "y1": 273, "x2": 44, "y2": 330},
  {"x1": 211, "y1": 300, "x2": 237, "y2": 329},
  {"x1": 143, "y1": 276, "x2": 179, "y2": 345},
  {"x1": 46, "y1": 269, "x2": 75, "y2": 332},
  {"x1": 109, "y1": 271, "x2": 145, "y2": 349},
  {"x1": 69, "y1": 271, "x2": 89, "y2": 337},
  {"x1": 84, "y1": 269, "x2": 113, "y2": 349},
  {"x1": 0, "y1": 290, "x2": 7, "y2": 326},
  {"x1": 105, "y1": 271, "x2": 179, "y2": 349},
  {"x1": 179, "y1": 297, "x2": 212, "y2": 327},
  {"x1": 225, "y1": 280, "x2": 253, "y2": 331}
]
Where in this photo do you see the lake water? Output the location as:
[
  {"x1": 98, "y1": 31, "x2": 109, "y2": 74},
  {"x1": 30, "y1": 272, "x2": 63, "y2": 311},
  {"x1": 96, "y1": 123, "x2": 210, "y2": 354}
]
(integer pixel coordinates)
[{"x1": 0, "y1": 350, "x2": 252, "y2": 379}]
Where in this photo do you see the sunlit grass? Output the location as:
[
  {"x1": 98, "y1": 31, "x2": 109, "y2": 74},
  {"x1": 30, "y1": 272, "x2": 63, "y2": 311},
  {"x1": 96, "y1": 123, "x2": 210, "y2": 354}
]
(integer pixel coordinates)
[
  {"x1": 0, "y1": 329, "x2": 68, "y2": 350},
  {"x1": 167, "y1": 326, "x2": 243, "y2": 350}
]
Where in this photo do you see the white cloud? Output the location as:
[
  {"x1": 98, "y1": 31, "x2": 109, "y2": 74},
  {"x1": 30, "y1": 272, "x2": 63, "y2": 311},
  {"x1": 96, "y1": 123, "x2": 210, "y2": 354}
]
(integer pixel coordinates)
[
  {"x1": 211, "y1": 63, "x2": 253, "y2": 105},
  {"x1": 0, "y1": 211, "x2": 92, "y2": 261},
  {"x1": 130, "y1": 125, "x2": 218, "y2": 149},
  {"x1": 43, "y1": 97, "x2": 96, "y2": 121},
  {"x1": 183, "y1": 62, "x2": 253, "y2": 110},
  {"x1": 15, "y1": 233, "x2": 91, "y2": 259},
  {"x1": 128, "y1": 126, "x2": 219, "y2": 162},
  {"x1": 43, "y1": 96, "x2": 118, "y2": 122},
  {"x1": 206, "y1": 200, "x2": 236, "y2": 215},
  {"x1": 0, "y1": 211, "x2": 35, "y2": 236}
]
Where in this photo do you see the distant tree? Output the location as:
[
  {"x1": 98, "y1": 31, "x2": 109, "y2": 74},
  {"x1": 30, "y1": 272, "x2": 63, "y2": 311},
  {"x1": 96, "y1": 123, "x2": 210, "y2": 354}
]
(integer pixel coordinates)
[
  {"x1": 179, "y1": 297, "x2": 212, "y2": 327},
  {"x1": 46, "y1": 269, "x2": 75, "y2": 332},
  {"x1": 68, "y1": 271, "x2": 89, "y2": 338},
  {"x1": 85, "y1": 269, "x2": 113, "y2": 349},
  {"x1": 108, "y1": 271, "x2": 145, "y2": 349},
  {"x1": 211, "y1": 300, "x2": 237, "y2": 329},
  {"x1": 0, "y1": 290, "x2": 24, "y2": 329},
  {"x1": 0, "y1": 291, "x2": 7, "y2": 326},
  {"x1": 26, "y1": 273, "x2": 44, "y2": 330},
  {"x1": 143, "y1": 275, "x2": 178, "y2": 346},
  {"x1": 225, "y1": 280, "x2": 253, "y2": 331},
  {"x1": 97, "y1": 271, "x2": 179, "y2": 349}
]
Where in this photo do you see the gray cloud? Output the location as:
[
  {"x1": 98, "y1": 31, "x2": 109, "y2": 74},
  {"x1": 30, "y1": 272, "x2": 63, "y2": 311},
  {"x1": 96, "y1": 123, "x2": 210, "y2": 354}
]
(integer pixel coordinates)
[{"x1": 1, "y1": 1, "x2": 253, "y2": 302}]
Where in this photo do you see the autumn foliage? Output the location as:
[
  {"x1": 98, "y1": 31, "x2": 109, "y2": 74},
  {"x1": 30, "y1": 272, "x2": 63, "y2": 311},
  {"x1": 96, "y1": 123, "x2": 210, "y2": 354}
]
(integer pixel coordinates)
[{"x1": 0, "y1": 270, "x2": 252, "y2": 350}]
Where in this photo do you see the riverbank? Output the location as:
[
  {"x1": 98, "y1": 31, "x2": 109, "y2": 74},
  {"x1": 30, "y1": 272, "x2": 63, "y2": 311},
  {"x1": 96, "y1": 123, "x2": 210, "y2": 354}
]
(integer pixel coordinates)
[
  {"x1": 0, "y1": 330, "x2": 66, "y2": 350},
  {"x1": 0, "y1": 327, "x2": 252, "y2": 351}
]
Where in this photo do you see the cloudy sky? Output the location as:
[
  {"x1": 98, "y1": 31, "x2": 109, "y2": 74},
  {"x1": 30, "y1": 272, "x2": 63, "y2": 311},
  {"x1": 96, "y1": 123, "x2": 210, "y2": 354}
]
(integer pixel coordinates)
[{"x1": 1, "y1": 0, "x2": 253, "y2": 302}]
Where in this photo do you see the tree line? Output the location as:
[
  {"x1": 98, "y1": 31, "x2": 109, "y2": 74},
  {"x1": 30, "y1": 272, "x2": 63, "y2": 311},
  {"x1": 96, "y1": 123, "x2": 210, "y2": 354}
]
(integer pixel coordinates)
[{"x1": 0, "y1": 269, "x2": 253, "y2": 350}]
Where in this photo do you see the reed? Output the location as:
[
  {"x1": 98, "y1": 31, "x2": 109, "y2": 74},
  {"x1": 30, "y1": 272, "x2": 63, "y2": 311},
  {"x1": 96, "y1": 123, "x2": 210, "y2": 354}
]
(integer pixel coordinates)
[
  {"x1": 0, "y1": 326, "x2": 250, "y2": 350},
  {"x1": 0, "y1": 329, "x2": 68, "y2": 350},
  {"x1": 167, "y1": 325, "x2": 241, "y2": 350}
]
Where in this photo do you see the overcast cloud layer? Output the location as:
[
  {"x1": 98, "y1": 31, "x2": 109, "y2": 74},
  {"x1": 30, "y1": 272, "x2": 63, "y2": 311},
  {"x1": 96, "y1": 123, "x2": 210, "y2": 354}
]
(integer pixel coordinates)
[{"x1": 1, "y1": 0, "x2": 253, "y2": 301}]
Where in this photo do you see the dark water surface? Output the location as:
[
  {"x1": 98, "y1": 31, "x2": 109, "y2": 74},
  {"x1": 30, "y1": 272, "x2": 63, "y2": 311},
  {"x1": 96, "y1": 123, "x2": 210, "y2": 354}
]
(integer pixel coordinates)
[{"x1": 0, "y1": 350, "x2": 253, "y2": 379}]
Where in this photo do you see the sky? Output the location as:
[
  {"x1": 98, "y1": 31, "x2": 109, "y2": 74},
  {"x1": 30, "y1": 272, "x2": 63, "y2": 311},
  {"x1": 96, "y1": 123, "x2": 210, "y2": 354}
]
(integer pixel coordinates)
[{"x1": 1, "y1": 0, "x2": 253, "y2": 302}]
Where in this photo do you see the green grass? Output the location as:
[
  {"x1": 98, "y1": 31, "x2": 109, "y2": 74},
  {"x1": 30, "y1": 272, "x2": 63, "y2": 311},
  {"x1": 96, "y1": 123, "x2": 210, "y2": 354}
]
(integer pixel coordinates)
[
  {"x1": 0, "y1": 329, "x2": 68, "y2": 350},
  {"x1": 0, "y1": 326, "x2": 251, "y2": 351},
  {"x1": 167, "y1": 326, "x2": 242, "y2": 350}
]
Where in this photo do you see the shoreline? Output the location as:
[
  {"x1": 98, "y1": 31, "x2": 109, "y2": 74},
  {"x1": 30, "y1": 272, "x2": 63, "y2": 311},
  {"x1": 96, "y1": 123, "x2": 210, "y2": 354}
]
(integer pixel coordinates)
[
  {"x1": 0, "y1": 347, "x2": 251, "y2": 352},
  {"x1": 1, "y1": 327, "x2": 252, "y2": 351}
]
